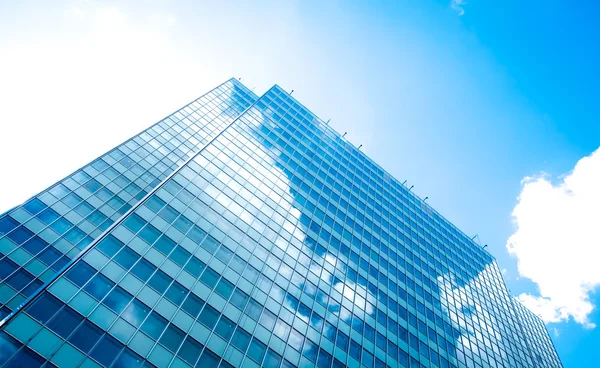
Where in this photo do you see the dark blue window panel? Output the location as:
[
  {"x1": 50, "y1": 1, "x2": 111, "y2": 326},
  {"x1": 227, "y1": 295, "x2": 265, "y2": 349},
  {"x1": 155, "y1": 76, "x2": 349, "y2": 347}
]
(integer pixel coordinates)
[
  {"x1": 0, "y1": 216, "x2": 19, "y2": 236},
  {"x1": 248, "y1": 337, "x2": 267, "y2": 364},
  {"x1": 90, "y1": 333, "x2": 123, "y2": 367},
  {"x1": 349, "y1": 339, "x2": 361, "y2": 361},
  {"x1": 38, "y1": 246, "x2": 62, "y2": 267},
  {"x1": 0, "y1": 258, "x2": 18, "y2": 281},
  {"x1": 231, "y1": 328, "x2": 251, "y2": 353},
  {"x1": 23, "y1": 198, "x2": 47, "y2": 215},
  {"x1": 198, "y1": 305, "x2": 219, "y2": 330},
  {"x1": 181, "y1": 293, "x2": 204, "y2": 318},
  {"x1": 22, "y1": 278, "x2": 43, "y2": 297},
  {"x1": 122, "y1": 299, "x2": 150, "y2": 328},
  {"x1": 104, "y1": 286, "x2": 133, "y2": 314},
  {"x1": 69, "y1": 320, "x2": 103, "y2": 353},
  {"x1": 154, "y1": 235, "x2": 176, "y2": 255},
  {"x1": 84, "y1": 273, "x2": 115, "y2": 300},
  {"x1": 131, "y1": 258, "x2": 156, "y2": 282},
  {"x1": 66, "y1": 261, "x2": 96, "y2": 287},
  {"x1": 165, "y1": 282, "x2": 187, "y2": 306},
  {"x1": 0, "y1": 332, "x2": 21, "y2": 366},
  {"x1": 139, "y1": 224, "x2": 161, "y2": 245},
  {"x1": 97, "y1": 235, "x2": 124, "y2": 258},
  {"x1": 148, "y1": 269, "x2": 172, "y2": 294},
  {"x1": 0, "y1": 306, "x2": 11, "y2": 320},
  {"x1": 115, "y1": 247, "x2": 140, "y2": 270},
  {"x1": 23, "y1": 235, "x2": 48, "y2": 255},
  {"x1": 215, "y1": 278, "x2": 234, "y2": 299},
  {"x1": 179, "y1": 336, "x2": 203, "y2": 366},
  {"x1": 7, "y1": 225, "x2": 34, "y2": 245},
  {"x1": 214, "y1": 315, "x2": 235, "y2": 341},
  {"x1": 46, "y1": 306, "x2": 83, "y2": 339},
  {"x1": 159, "y1": 324, "x2": 185, "y2": 353},
  {"x1": 4, "y1": 347, "x2": 45, "y2": 368},
  {"x1": 183, "y1": 256, "x2": 205, "y2": 278},
  {"x1": 169, "y1": 246, "x2": 191, "y2": 267},
  {"x1": 200, "y1": 267, "x2": 219, "y2": 288},
  {"x1": 140, "y1": 311, "x2": 168, "y2": 340},
  {"x1": 265, "y1": 349, "x2": 282, "y2": 367},
  {"x1": 197, "y1": 349, "x2": 220, "y2": 367},
  {"x1": 26, "y1": 292, "x2": 62, "y2": 324},
  {"x1": 6, "y1": 269, "x2": 34, "y2": 292}
]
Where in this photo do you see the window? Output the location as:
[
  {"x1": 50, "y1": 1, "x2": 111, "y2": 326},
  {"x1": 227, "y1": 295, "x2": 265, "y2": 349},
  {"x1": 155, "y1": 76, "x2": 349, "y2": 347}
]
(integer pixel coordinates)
[
  {"x1": 303, "y1": 339, "x2": 318, "y2": 362},
  {"x1": 264, "y1": 349, "x2": 282, "y2": 367},
  {"x1": 148, "y1": 269, "x2": 172, "y2": 294},
  {"x1": 165, "y1": 282, "x2": 188, "y2": 306},
  {"x1": 0, "y1": 216, "x2": 19, "y2": 236},
  {"x1": 247, "y1": 338, "x2": 266, "y2": 364},
  {"x1": 182, "y1": 293, "x2": 204, "y2": 318},
  {"x1": 4, "y1": 347, "x2": 44, "y2": 368},
  {"x1": 7, "y1": 226, "x2": 33, "y2": 245},
  {"x1": 200, "y1": 267, "x2": 219, "y2": 288},
  {"x1": 215, "y1": 278, "x2": 234, "y2": 299},
  {"x1": 179, "y1": 336, "x2": 203, "y2": 365},
  {"x1": 199, "y1": 305, "x2": 219, "y2": 329},
  {"x1": 47, "y1": 306, "x2": 83, "y2": 339},
  {"x1": 215, "y1": 316, "x2": 235, "y2": 341},
  {"x1": 23, "y1": 198, "x2": 46, "y2": 215},
  {"x1": 90, "y1": 334, "x2": 123, "y2": 367},
  {"x1": 0, "y1": 332, "x2": 20, "y2": 365},
  {"x1": 160, "y1": 324, "x2": 185, "y2": 353},
  {"x1": 84, "y1": 273, "x2": 115, "y2": 300},
  {"x1": 231, "y1": 328, "x2": 251, "y2": 353},
  {"x1": 104, "y1": 287, "x2": 133, "y2": 314},
  {"x1": 184, "y1": 256, "x2": 205, "y2": 277},
  {"x1": 69, "y1": 320, "x2": 103, "y2": 353},
  {"x1": 97, "y1": 235, "x2": 124, "y2": 258},
  {"x1": 131, "y1": 258, "x2": 156, "y2": 281},
  {"x1": 140, "y1": 312, "x2": 168, "y2": 340},
  {"x1": 122, "y1": 299, "x2": 150, "y2": 328},
  {"x1": 0, "y1": 258, "x2": 18, "y2": 281},
  {"x1": 114, "y1": 247, "x2": 140, "y2": 270},
  {"x1": 197, "y1": 349, "x2": 220, "y2": 367}
]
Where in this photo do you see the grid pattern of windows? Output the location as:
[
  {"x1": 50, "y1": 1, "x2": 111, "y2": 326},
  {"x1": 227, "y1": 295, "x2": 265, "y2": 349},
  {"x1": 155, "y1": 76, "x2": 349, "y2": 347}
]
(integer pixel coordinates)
[
  {"x1": 0, "y1": 79, "x2": 257, "y2": 320},
  {"x1": 0, "y1": 80, "x2": 561, "y2": 368},
  {"x1": 512, "y1": 299, "x2": 561, "y2": 367}
]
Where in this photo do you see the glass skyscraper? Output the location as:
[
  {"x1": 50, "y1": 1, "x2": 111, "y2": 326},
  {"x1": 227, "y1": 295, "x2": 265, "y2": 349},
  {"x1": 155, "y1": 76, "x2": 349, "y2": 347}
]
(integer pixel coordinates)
[{"x1": 0, "y1": 78, "x2": 561, "y2": 368}]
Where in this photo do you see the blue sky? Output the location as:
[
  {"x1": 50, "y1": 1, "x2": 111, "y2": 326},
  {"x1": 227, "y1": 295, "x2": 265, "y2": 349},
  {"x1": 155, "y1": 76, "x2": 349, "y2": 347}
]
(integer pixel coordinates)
[{"x1": 1, "y1": 1, "x2": 599, "y2": 366}]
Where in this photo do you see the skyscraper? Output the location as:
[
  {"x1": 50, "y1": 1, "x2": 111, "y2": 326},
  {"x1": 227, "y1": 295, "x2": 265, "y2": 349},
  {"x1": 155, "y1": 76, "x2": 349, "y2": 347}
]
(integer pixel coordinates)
[{"x1": 0, "y1": 78, "x2": 561, "y2": 367}]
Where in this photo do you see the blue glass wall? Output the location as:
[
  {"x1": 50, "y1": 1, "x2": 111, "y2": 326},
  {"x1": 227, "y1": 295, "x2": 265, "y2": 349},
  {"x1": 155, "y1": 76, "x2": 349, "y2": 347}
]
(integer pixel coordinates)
[
  {"x1": 0, "y1": 80, "x2": 561, "y2": 368},
  {"x1": 0, "y1": 79, "x2": 256, "y2": 320}
]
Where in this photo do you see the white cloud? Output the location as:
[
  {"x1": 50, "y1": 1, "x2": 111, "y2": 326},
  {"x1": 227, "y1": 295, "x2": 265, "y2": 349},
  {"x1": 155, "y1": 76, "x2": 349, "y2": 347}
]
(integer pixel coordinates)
[
  {"x1": 451, "y1": 0, "x2": 466, "y2": 16},
  {"x1": 507, "y1": 148, "x2": 600, "y2": 328}
]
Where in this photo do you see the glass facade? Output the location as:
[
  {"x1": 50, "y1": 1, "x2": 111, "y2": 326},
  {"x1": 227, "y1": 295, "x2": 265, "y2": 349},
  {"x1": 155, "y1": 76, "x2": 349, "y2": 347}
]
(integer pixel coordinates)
[{"x1": 0, "y1": 80, "x2": 561, "y2": 368}]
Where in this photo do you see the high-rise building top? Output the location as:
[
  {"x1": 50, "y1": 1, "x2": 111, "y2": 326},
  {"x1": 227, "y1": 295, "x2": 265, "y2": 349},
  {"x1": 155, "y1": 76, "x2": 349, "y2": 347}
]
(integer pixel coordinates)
[{"x1": 0, "y1": 78, "x2": 561, "y2": 367}]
